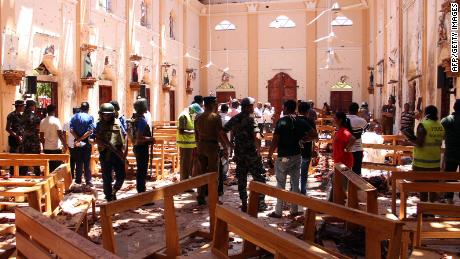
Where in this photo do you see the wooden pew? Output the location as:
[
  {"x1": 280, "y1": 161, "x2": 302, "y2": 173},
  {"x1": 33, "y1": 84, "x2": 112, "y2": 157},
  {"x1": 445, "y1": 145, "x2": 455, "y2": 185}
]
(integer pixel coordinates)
[
  {"x1": 207, "y1": 205, "x2": 342, "y2": 259},
  {"x1": 397, "y1": 180, "x2": 460, "y2": 219},
  {"x1": 0, "y1": 159, "x2": 49, "y2": 177},
  {"x1": 15, "y1": 207, "x2": 119, "y2": 259},
  {"x1": 99, "y1": 172, "x2": 218, "y2": 258},
  {"x1": 389, "y1": 171, "x2": 460, "y2": 216},
  {"x1": 0, "y1": 164, "x2": 70, "y2": 214},
  {"x1": 415, "y1": 202, "x2": 460, "y2": 246},
  {"x1": 0, "y1": 153, "x2": 70, "y2": 163},
  {"x1": 246, "y1": 181, "x2": 404, "y2": 259},
  {"x1": 333, "y1": 163, "x2": 378, "y2": 214}
]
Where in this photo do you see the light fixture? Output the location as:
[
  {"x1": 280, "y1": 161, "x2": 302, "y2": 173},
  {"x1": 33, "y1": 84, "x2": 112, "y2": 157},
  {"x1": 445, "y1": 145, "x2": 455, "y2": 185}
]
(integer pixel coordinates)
[
  {"x1": 331, "y1": 13, "x2": 353, "y2": 26},
  {"x1": 222, "y1": 67, "x2": 229, "y2": 72},
  {"x1": 205, "y1": 61, "x2": 214, "y2": 68}
]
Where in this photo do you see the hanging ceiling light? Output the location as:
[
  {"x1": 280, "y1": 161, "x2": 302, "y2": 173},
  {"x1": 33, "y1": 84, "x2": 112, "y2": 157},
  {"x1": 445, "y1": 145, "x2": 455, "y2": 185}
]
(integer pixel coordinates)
[{"x1": 331, "y1": 12, "x2": 353, "y2": 26}]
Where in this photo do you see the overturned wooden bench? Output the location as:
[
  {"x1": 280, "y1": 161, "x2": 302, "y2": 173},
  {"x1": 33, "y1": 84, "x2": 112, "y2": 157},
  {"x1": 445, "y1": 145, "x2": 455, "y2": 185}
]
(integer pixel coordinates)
[
  {"x1": 333, "y1": 163, "x2": 378, "y2": 214},
  {"x1": 99, "y1": 172, "x2": 218, "y2": 258},
  {"x1": 15, "y1": 206, "x2": 119, "y2": 259},
  {"x1": 182, "y1": 205, "x2": 342, "y2": 258},
  {"x1": 246, "y1": 181, "x2": 404, "y2": 259}
]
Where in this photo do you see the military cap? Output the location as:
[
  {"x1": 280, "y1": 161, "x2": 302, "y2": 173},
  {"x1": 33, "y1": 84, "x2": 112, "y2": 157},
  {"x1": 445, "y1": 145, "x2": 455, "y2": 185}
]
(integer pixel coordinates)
[
  {"x1": 203, "y1": 96, "x2": 217, "y2": 106},
  {"x1": 13, "y1": 100, "x2": 25, "y2": 106}
]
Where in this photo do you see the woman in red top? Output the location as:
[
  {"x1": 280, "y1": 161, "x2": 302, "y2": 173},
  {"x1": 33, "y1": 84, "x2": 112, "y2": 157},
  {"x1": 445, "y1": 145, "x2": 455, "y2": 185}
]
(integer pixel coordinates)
[{"x1": 333, "y1": 112, "x2": 356, "y2": 168}]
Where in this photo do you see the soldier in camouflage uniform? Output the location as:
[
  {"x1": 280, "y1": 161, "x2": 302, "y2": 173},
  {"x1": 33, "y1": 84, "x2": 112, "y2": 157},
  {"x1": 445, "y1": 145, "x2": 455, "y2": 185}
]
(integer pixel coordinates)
[
  {"x1": 94, "y1": 103, "x2": 126, "y2": 201},
  {"x1": 21, "y1": 100, "x2": 42, "y2": 176},
  {"x1": 6, "y1": 100, "x2": 25, "y2": 174},
  {"x1": 224, "y1": 97, "x2": 267, "y2": 212}
]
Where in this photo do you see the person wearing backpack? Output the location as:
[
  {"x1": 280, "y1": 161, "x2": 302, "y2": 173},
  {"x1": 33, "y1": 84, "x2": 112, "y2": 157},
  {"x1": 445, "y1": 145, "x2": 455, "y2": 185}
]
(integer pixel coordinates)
[{"x1": 130, "y1": 98, "x2": 154, "y2": 193}]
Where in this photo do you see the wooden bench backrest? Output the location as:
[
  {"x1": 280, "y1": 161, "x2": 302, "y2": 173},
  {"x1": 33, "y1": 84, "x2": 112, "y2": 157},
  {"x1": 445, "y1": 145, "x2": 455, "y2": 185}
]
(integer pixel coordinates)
[
  {"x1": 0, "y1": 153, "x2": 70, "y2": 163},
  {"x1": 247, "y1": 181, "x2": 404, "y2": 259},
  {"x1": 15, "y1": 207, "x2": 119, "y2": 259},
  {"x1": 99, "y1": 172, "x2": 218, "y2": 257},
  {"x1": 0, "y1": 159, "x2": 49, "y2": 176},
  {"x1": 416, "y1": 202, "x2": 460, "y2": 246},
  {"x1": 212, "y1": 205, "x2": 341, "y2": 259},
  {"x1": 333, "y1": 163, "x2": 378, "y2": 214}
]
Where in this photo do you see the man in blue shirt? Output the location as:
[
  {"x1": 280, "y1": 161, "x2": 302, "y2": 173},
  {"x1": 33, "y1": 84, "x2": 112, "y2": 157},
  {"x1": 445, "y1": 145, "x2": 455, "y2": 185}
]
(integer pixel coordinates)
[
  {"x1": 70, "y1": 102, "x2": 94, "y2": 187},
  {"x1": 110, "y1": 100, "x2": 127, "y2": 136}
]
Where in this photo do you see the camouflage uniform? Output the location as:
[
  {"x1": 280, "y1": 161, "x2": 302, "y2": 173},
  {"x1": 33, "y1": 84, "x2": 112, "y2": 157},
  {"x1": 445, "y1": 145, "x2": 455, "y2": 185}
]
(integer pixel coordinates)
[
  {"x1": 21, "y1": 109, "x2": 41, "y2": 175},
  {"x1": 6, "y1": 111, "x2": 24, "y2": 153},
  {"x1": 224, "y1": 112, "x2": 266, "y2": 207}
]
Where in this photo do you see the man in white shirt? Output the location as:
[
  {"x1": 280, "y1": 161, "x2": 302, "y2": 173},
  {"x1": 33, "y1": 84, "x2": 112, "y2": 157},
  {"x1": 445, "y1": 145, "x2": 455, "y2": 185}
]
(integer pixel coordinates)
[
  {"x1": 254, "y1": 102, "x2": 264, "y2": 134},
  {"x1": 347, "y1": 102, "x2": 369, "y2": 175},
  {"x1": 229, "y1": 99, "x2": 240, "y2": 117},
  {"x1": 63, "y1": 107, "x2": 79, "y2": 178},
  {"x1": 262, "y1": 103, "x2": 274, "y2": 132},
  {"x1": 40, "y1": 105, "x2": 67, "y2": 172}
]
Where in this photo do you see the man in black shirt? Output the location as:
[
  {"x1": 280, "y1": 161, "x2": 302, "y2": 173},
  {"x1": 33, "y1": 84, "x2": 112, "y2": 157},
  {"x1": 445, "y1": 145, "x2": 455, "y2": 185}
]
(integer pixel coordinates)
[
  {"x1": 268, "y1": 100, "x2": 315, "y2": 218},
  {"x1": 297, "y1": 102, "x2": 318, "y2": 195}
]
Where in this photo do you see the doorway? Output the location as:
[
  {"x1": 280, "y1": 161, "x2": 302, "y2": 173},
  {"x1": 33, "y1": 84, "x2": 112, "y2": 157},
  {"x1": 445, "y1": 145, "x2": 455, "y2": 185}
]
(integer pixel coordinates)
[
  {"x1": 267, "y1": 72, "x2": 297, "y2": 121},
  {"x1": 438, "y1": 65, "x2": 454, "y2": 118},
  {"x1": 169, "y1": 91, "x2": 175, "y2": 121},
  {"x1": 36, "y1": 81, "x2": 58, "y2": 118},
  {"x1": 330, "y1": 91, "x2": 352, "y2": 113},
  {"x1": 99, "y1": 85, "x2": 112, "y2": 106}
]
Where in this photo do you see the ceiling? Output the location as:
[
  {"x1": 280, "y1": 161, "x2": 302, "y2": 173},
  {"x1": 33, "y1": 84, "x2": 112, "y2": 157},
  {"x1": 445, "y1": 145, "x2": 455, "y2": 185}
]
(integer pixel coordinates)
[
  {"x1": 198, "y1": 0, "x2": 366, "y2": 7},
  {"x1": 199, "y1": 0, "x2": 279, "y2": 4}
]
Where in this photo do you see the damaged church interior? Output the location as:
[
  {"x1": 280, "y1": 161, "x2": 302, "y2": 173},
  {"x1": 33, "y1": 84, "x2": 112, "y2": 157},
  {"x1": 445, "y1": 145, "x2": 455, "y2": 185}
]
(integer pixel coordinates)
[{"x1": 0, "y1": 0, "x2": 460, "y2": 258}]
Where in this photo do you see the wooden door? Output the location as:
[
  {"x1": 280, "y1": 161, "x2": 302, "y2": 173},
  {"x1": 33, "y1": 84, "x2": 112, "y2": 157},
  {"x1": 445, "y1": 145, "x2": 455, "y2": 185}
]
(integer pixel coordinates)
[
  {"x1": 169, "y1": 91, "x2": 175, "y2": 121},
  {"x1": 36, "y1": 81, "x2": 59, "y2": 118},
  {"x1": 267, "y1": 72, "x2": 297, "y2": 121},
  {"x1": 146, "y1": 88, "x2": 151, "y2": 108},
  {"x1": 330, "y1": 91, "x2": 352, "y2": 113},
  {"x1": 99, "y1": 85, "x2": 112, "y2": 106},
  {"x1": 216, "y1": 91, "x2": 236, "y2": 104},
  {"x1": 438, "y1": 65, "x2": 454, "y2": 118}
]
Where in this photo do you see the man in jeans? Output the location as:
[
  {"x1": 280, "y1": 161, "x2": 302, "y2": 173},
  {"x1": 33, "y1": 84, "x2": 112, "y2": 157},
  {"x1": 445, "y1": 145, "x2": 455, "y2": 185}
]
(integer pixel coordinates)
[
  {"x1": 70, "y1": 102, "x2": 94, "y2": 187},
  {"x1": 268, "y1": 100, "x2": 314, "y2": 218},
  {"x1": 297, "y1": 102, "x2": 318, "y2": 195},
  {"x1": 347, "y1": 102, "x2": 368, "y2": 175},
  {"x1": 441, "y1": 99, "x2": 460, "y2": 203},
  {"x1": 40, "y1": 105, "x2": 67, "y2": 172}
]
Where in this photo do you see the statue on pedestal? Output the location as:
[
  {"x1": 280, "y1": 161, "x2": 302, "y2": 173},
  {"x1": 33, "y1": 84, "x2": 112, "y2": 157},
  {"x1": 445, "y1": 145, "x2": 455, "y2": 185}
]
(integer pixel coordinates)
[
  {"x1": 169, "y1": 12, "x2": 175, "y2": 40},
  {"x1": 132, "y1": 62, "x2": 139, "y2": 82},
  {"x1": 83, "y1": 52, "x2": 93, "y2": 78}
]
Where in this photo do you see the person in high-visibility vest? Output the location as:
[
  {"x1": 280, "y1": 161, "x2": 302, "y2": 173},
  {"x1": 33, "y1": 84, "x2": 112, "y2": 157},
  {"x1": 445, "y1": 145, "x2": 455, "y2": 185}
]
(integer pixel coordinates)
[
  {"x1": 177, "y1": 103, "x2": 202, "y2": 184},
  {"x1": 410, "y1": 105, "x2": 445, "y2": 202}
]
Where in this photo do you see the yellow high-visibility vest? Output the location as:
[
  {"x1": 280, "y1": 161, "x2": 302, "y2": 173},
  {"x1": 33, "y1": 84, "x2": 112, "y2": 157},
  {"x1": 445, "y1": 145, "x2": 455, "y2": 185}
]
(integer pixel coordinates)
[
  {"x1": 413, "y1": 119, "x2": 445, "y2": 168},
  {"x1": 176, "y1": 111, "x2": 196, "y2": 148}
]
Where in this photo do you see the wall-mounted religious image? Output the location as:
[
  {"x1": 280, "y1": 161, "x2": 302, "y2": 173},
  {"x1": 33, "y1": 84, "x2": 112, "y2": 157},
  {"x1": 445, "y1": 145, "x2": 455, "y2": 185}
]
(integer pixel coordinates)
[
  {"x1": 161, "y1": 62, "x2": 175, "y2": 91},
  {"x1": 83, "y1": 52, "x2": 93, "y2": 78},
  {"x1": 170, "y1": 68, "x2": 177, "y2": 87},
  {"x1": 140, "y1": 0, "x2": 148, "y2": 27},
  {"x1": 100, "y1": 56, "x2": 115, "y2": 81},
  {"x1": 185, "y1": 68, "x2": 196, "y2": 94},
  {"x1": 216, "y1": 72, "x2": 234, "y2": 90},
  {"x1": 132, "y1": 62, "x2": 139, "y2": 83},
  {"x1": 141, "y1": 66, "x2": 151, "y2": 84},
  {"x1": 34, "y1": 45, "x2": 59, "y2": 76},
  {"x1": 169, "y1": 11, "x2": 175, "y2": 40}
]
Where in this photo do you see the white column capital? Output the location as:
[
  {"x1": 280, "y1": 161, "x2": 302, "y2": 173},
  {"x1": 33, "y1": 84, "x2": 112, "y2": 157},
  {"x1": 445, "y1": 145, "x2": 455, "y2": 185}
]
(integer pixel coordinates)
[{"x1": 246, "y1": 3, "x2": 258, "y2": 13}]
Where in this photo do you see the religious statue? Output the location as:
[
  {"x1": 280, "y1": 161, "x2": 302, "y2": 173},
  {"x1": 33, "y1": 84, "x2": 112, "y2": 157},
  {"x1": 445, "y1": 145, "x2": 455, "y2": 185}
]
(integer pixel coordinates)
[
  {"x1": 140, "y1": 0, "x2": 147, "y2": 26},
  {"x1": 170, "y1": 68, "x2": 177, "y2": 87},
  {"x1": 101, "y1": 56, "x2": 115, "y2": 81},
  {"x1": 217, "y1": 72, "x2": 234, "y2": 90},
  {"x1": 44, "y1": 45, "x2": 55, "y2": 55},
  {"x1": 83, "y1": 52, "x2": 93, "y2": 78},
  {"x1": 142, "y1": 66, "x2": 151, "y2": 84},
  {"x1": 369, "y1": 70, "x2": 374, "y2": 87},
  {"x1": 438, "y1": 12, "x2": 448, "y2": 47},
  {"x1": 169, "y1": 12, "x2": 175, "y2": 40},
  {"x1": 132, "y1": 62, "x2": 139, "y2": 82}
]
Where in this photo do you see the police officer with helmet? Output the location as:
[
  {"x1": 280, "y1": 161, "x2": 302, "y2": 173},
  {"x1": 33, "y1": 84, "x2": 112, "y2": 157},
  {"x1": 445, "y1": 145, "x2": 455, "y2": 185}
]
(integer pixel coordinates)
[
  {"x1": 94, "y1": 103, "x2": 126, "y2": 201},
  {"x1": 129, "y1": 98, "x2": 154, "y2": 193}
]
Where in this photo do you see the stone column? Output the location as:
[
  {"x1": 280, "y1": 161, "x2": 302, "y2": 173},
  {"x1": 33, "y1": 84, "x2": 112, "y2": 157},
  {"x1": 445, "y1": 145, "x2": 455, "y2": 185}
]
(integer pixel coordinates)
[{"x1": 247, "y1": 3, "x2": 258, "y2": 99}]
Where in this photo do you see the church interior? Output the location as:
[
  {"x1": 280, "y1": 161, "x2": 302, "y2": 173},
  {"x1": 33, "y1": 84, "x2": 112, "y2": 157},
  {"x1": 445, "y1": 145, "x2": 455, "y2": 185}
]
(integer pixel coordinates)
[{"x1": 1, "y1": 0, "x2": 460, "y2": 258}]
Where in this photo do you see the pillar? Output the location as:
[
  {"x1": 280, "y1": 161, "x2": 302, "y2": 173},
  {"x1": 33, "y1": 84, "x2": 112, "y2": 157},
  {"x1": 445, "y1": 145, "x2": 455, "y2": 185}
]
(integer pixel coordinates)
[
  {"x1": 305, "y1": 1, "x2": 317, "y2": 102},
  {"x1": 125, "y1": 0, "x2": 134, "y2": 117},
  {"x1": 247, "y1": 4, "x2": 258, "y2": 99},
  {"x1": 199, "y1": 7, "x2": 208, "y2": 95},
  {"x1": 362, "y1": 8, "x2": 369, "y2": 102}
]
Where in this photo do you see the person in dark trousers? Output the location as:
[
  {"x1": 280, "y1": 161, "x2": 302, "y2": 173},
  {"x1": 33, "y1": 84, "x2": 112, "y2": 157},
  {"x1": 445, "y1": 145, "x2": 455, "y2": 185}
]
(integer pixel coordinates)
[
  {"x1": 297, "y1": 102, "x2": 318, "y2": 195},
  {"x1": 347, "y1": 102, "x2": 368, "y2": 175},
  {"x1": 441, "y1": 99, "x2": 460, "y2": 203},
  {"x1": 39, "y1": 104, "x2": 67, "y2": 172},
  {"x1": 94, "y1": 103, "x2": 126, "y2": 201},
  {"x1": 70, "y1": 102, "x2": 94, "y2": 186},
  {"x1": 410, "y1": 105, "x2": 445, "y2": 202},
  {"x1": 224, "y1": 97, "x2": 267, "y2": 212},
  {"x1": 6, "y1": 100, "x2": 25, "y2": 174},
  {"x1": 195, "y1": 96, "x2": 231, "y2": 205},
  {"x1": 268, "y1": 100, "x2": 315, "y2": 218},
  {"x1": 130, "y1": 98, "x2": 154, "y2": 193},
  {"x1": 21, "y1": 100, "x2": 41, "y2": 176}
]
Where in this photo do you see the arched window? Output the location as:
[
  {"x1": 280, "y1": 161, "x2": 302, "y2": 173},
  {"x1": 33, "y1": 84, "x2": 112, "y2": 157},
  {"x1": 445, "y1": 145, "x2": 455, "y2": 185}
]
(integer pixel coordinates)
[
  {"x1": 215, "y1": 20, "x2": 236, "y2": 31},
  {"x1": 269, "y1": 15, "x2": 296, "y2": 28}
]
